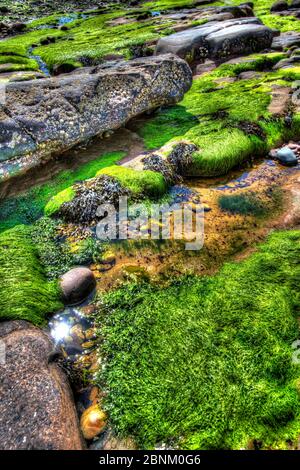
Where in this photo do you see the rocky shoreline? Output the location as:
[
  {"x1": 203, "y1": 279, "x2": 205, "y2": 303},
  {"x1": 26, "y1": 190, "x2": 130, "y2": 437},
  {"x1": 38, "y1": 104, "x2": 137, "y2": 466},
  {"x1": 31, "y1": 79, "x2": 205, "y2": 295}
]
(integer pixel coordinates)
[
  {"x1": 1, "y1": 0, "x2": 300, "y2": 452},
  {"x1": 0, "y1": 55, "x2": 192, "y2": 181}
]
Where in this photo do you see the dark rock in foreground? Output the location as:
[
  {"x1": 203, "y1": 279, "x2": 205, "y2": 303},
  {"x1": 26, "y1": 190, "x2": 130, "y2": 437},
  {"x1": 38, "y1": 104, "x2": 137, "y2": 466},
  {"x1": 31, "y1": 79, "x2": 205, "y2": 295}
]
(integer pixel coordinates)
[
  {"x1": 0, "y1": 321, "x2": 84, "y2": 450},
  {"x1": 156, "y1": 17, "x2": 275, "y2": 61},
  {"x1": 0, "y1": 54, "x2": 192, "y2": 182}
]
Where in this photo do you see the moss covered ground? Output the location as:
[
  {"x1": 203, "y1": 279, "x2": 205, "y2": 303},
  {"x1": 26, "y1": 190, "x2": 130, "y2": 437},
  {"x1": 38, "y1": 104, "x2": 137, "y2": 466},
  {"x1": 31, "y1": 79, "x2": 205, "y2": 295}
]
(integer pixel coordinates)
[
  {"x1": 45, "y1": 163, "x2": 169, "y2": 217},
  {"x1": 96, "y1": 165, "x2": 168, "y2": 197},
  {"x1": 1, "y1": 0, "x2": 300, "y2": 450},
  {"x1": 1, "y1": 0, "x2": 299, "y2": 73},
  {"x1": 139, "y1": 54, "x2": 300, "y2": 176},
  {"x1": 96, "y1": 229, "x2": 300, "y2": 449},
  {"x1": 0, "y1": 151, "x2": 124, "y2": 324},
  {"x1": 0, "y1": 151, "x2": 124, "y2": 232},
  {"x1": 0, "y1": 225, "x2": 62, "y2": 325}
]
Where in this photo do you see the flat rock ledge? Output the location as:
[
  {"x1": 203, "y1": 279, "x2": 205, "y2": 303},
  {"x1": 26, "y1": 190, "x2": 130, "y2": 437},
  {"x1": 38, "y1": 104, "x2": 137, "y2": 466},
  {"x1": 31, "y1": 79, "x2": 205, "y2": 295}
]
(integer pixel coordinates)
[
  {"x1": 156, "y1": 17, "x2": 275, "y2": 60},
  {"x1": 0, "y1": 321, "x2": 84, "y2": 450},
  {"x1": 0, "y1": 54, "x2": 192, "y2": 182}
]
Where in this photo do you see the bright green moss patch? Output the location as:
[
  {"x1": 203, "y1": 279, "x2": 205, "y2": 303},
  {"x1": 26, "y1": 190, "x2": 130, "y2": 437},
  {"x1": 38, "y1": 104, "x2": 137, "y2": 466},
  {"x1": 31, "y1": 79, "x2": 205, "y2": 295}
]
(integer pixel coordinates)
[
  {"x1": 139, "y1": 58, "x2": 300, "y2": 176},
  {"x1": 0, "y1": 151, "x2": 124, "y2": 232},
  {"x1": 189, "y1": 129, "x2": 265, "y2": 176},
  {"x1": 33, "y1": 14, "x2": 174, "y2": 68},
  {"x1": 31, "y1": 217, "x2": 73, "y2": 280},
  {"x1": 96, "y1": 229, "x2": 300, "y2": 449},
  {"x1": 144, "y1": 0, "x2": 219, "y2": 9},
  {"x1": 97, "y1": 165, "x2": 168, "y2": 197},
  {"x1": 45, "y1": 163, "x2": 168, "y2": 218},
  {"x1": 0, "y1": 55, "x2": 39, "y2": 72},
  {"x1": 212, "y1": 52, "x2": 286, "y2": 78},
  {"x1": 0, "y1": 225, "x2": 62, "y2": 325},
  {"x1": 0, "y1": 29, "x2": 64, "y2": 57},
  {"x1": 44, "y1": 187, "x2": 75, "y2": 217}
]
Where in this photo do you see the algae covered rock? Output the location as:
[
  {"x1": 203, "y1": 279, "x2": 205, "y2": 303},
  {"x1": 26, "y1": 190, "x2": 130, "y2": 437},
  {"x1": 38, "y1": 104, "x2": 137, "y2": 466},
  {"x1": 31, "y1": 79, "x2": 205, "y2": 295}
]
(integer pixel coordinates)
[
  {"x1": 0, "y1": 321, "x2": 84, "y2": 450},
  {"x1": 0, "y1": 54, "x2": 192, "y2": 182},
  {"x1": 56, "y1": 175, "x2": 129, "y2": 224},
  {"x1": 46, "y1": 167, "x2": 168, "y2": 223}
]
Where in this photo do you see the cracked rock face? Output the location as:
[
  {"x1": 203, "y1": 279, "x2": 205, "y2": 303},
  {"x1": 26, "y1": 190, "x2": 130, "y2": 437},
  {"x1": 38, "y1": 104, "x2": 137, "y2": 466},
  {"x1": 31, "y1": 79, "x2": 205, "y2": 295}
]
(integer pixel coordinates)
[
  {"x1": 0, "y1": 321, "x2": 84, "y2": 450},
  {"x1": 0, "y1": 54, "x2": 192, "y2": 181},
  {"x1": 156, "y1": 17, "x2": 275, "y2": 61}
]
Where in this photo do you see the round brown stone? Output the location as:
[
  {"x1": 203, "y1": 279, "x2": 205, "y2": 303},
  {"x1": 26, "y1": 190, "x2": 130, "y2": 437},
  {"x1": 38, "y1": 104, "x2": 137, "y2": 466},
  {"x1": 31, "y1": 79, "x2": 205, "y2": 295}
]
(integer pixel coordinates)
[{"x1": 60, "y1": 267, "x2": 96, "y2": 305}]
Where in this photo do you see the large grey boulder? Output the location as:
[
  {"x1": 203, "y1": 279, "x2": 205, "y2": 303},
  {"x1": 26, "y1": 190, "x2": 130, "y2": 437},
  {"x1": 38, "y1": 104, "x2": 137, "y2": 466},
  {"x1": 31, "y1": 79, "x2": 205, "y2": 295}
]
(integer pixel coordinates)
[
  {"x1": 0, "y1": 54, "x2": 192, "y2": 182},
  {"x1": 156, "y1": 17, "x2": 275, "y2": 61},
  {"x1": 0, "y1": 321, "x2": 84, "y2": 450}
]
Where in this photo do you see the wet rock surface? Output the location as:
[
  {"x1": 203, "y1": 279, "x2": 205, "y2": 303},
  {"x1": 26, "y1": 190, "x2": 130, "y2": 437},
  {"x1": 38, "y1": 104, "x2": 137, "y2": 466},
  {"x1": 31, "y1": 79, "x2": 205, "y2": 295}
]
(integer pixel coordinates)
[
  {"x1": 271, "y1": 146, "x2": 298, "y2": 166},
  {"x1": 272, "y1": 31, "x2": 300, "y2": 50},
  {"x1": 0, "y1": 54, "x2": 192, "y2": 181},
  {"x1": 270, "y1": 0, "x2": 300, "y2": 18},
  {"x1": 273, "y1": 55, "x2": 300, "y2": 69},
  {"x1": 270, "y1": 0, "x2": 289, "y2": 12},
  {"x1": 60, "y1": 267, "x2": 96, "y2": 305},
  {"x1": 156, "y1": 17, "x2": 275, "y2": 61},
  {"x1": 0, "y1": 321, "x2": 84, "y2": 450},
  {"x1": 0, "y1": 21, "x2": 25, "y2": 38}
]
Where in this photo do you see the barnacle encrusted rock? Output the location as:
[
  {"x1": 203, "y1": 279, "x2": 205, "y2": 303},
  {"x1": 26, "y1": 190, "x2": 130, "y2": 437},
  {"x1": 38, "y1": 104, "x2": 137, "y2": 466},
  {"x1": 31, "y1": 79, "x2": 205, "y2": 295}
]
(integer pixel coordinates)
[
  {"x1": 58, "y1": 175, "x2": 130, "y2": 224},
  {"x1": 0, "y1": 54, "x2": 192, "y2": 181}
]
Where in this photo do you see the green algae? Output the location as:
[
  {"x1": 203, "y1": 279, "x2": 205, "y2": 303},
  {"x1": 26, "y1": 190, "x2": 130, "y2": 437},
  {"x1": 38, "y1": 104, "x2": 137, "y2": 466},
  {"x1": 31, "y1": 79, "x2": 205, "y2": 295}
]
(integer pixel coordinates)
[
  {"x1": 218, "y1": 192, "x2": 269, "y2": 216},
  {"x1": 44, "y1": 187, "x2": 76, "y2": 217},
  {"x1": 0, "y1": 151, "x2": 125, "y2": 232},
  {"x1": 33, "y1": 13, "x2": 175, "y2": 68},
  {"x1": 95, "y1": 229, "x2": 300, "y2": 450},
  {"x1": 139, "y1": 57, "x2": 300, "y2": 176},
  {"x1": 45, "y1": 164, "x2": 168, "y2": 218},
  {"x1": 97, "y1": 165, "x2": 168, "y2": 197},
  {"x1": 0, "y1": 225, "x2": 62, "y2": 325},
  {"x1": 0, "y1": 0, "x2": 299, "y2": 73},
  {"x1": 0, "y1": 55, "x2": 39, "y2": 72}
]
